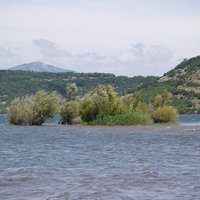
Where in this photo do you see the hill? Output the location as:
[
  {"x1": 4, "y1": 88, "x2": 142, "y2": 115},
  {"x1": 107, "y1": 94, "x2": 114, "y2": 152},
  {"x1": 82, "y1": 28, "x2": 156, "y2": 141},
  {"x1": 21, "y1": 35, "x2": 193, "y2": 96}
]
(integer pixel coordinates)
[
  {"x1": 139, "y1": 55, "x2": 200, "y2": 113},
  {"x1": 2, "y1": 55, "x2": 200, "y2": 114},
  {"x1": 0, "y1": 70, "x2": 157, "y2": 113},
  {"x1": 9, "y1": 61, "x2": 74, "y2": 73}
]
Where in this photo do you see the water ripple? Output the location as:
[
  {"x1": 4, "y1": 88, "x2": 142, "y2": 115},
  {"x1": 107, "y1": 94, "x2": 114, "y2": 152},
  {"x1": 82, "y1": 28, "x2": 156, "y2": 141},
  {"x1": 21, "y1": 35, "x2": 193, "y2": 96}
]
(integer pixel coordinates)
[{"x1": 0, "y1": 124, "x2": 200, "y2": 199}]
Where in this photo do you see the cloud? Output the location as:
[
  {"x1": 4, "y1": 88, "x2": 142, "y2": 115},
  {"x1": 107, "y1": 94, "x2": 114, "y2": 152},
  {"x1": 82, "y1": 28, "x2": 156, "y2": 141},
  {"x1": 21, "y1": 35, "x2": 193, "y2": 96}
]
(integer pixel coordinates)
[
  {"x1": 33, "y1": 39, "x2": 72, "y2": 58},
  {"x1": 76, "y1": 52, "x2": 108, "y2": 61},
  {"x1": 0, "y1": 46, "x2": 21, "y2": 68},
  {"x1": 119, "y1": 43, "x2": 173, "y2": 63},
  {"x1": 31, "y1": 39, "x2": 177, "y2": 77},
  {"x1": 116, "y1": 43, "x2": 175, "y2": 76}
]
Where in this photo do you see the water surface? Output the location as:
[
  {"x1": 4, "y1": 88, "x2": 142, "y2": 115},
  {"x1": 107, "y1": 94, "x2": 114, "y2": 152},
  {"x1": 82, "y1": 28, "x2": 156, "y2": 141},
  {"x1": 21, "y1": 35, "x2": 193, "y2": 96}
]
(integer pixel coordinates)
[{"x1": 0, "y1": 115, "x2": 200, "y2": 199}]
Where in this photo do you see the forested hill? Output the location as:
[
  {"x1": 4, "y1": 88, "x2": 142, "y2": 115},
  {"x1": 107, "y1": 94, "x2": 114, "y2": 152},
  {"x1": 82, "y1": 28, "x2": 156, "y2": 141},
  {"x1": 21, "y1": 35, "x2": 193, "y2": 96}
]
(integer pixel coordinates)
[
  {"x1": 139, "y1": 55, "x2": 200, "y2": 113},
  {"x1": 0, "y1": 70, "x2": 157, "y2": 112},
  {"x1": 1, "y1": 55, "x2": 200, "y2": 113}
]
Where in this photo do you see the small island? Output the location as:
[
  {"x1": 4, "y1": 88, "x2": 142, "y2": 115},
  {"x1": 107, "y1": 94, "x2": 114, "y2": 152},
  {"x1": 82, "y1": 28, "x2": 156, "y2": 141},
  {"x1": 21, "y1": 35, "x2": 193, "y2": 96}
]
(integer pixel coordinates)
[{"x1": 6, "y1": 83, "x2": 177, "y2": 126}]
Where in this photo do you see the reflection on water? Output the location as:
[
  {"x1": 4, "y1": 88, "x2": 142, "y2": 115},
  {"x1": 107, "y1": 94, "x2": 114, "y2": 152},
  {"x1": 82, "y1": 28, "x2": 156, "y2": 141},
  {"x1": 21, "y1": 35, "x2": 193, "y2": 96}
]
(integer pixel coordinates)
[{"x1": 0, "y1": 114, "x2": 200, "y2": 199}]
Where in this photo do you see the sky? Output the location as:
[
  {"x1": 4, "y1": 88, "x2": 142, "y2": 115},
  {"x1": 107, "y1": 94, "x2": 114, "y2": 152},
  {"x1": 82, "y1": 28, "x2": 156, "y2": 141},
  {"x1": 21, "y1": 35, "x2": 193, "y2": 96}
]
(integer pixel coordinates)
[{"x1": 0, "y1": 0, "x2": 200, "y2": 77}]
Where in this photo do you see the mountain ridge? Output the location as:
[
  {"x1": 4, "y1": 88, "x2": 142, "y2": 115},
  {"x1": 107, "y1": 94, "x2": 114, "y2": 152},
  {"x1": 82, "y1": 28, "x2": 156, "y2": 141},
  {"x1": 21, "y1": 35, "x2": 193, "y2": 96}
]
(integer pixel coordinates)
[{"x1": 9, "y1": 61, "x2": 74, "y2": 73}]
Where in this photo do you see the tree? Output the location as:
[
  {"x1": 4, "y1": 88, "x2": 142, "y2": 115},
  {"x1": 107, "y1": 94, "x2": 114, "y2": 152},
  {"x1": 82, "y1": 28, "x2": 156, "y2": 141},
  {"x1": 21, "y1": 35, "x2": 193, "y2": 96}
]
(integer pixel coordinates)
[
  {"x1": 6, "y1": 90, "x2": 59, "y2": 125},
  {"x1": 60, "y1": 101, "x2": 79, "y2": 124},
  {"x1": 6, "y1": 97, "x2": 32, "y2": 125},
  {"x1": 153, "y1": 89, "x2": 172, "y2": 109},
  {"x1": 60, "y1": 83, "x2": 79, "y2": 124},
  {"x1": 66, "y1": 83, "x2": 78, "y2": 101},
  {"x1": 79, "y1": 84, "x2": 122, "y2": 123},
  {"x1": 152, "y1": 106, "x2": 178, "y2": 123},
  {"x1": 132, "y1": 91, "x2": 141, "y2": 111},
  {"x1": 30, "y1": 90, "x2": 59, "y2": 125},
  {"x1": 152, "y1": 89, "x2": 178, "y2": 123}
]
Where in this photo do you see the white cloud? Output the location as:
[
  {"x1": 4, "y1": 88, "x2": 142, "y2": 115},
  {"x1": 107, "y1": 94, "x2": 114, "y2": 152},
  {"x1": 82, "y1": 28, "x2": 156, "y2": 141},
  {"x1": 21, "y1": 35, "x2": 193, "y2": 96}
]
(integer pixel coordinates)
[
  {"x1": 31, "y1": 39, "x2": 177, "y2": 77},
  {"x1": 116, "y1": 43, "x2": 175, "y2": 76},
  {"x1": 0, "y1": 46, "x2": 21, "y2": 68},
  {"x1": 33, "y1": 39, "x2": 72, "y2": 58}
]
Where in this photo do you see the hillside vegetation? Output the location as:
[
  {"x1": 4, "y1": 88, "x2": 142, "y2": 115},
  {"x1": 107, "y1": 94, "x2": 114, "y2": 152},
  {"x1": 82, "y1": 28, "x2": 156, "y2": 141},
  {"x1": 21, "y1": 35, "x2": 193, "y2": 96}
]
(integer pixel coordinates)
[
  {"x1": 139, "y1": 56, "x2": 200, "y2": 113},
  {"x1": 1, "y1": 55, "x2": 200, "y2": 114},
  {"x1": 0, "y1": 70, "x2": 156, "y2": 112}
]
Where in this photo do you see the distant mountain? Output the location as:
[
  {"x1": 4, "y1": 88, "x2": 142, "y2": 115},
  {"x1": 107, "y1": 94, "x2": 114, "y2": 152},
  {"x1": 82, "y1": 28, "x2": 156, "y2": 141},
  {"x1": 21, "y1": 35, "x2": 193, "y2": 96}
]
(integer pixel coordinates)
[{"x1": 9, "y1": 61, "x2": 74, "y2": 73}]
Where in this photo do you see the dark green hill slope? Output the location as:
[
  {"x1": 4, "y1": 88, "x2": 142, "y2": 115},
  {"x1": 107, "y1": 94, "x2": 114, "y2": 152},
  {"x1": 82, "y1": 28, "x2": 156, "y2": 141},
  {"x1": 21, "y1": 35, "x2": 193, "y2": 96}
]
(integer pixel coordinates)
[
  {"x1": 139, "y1": 55, "x2": 200, "y2": 113},
  {"x1": 0, "y1": 70, "x2": 157, "y2": 112}
]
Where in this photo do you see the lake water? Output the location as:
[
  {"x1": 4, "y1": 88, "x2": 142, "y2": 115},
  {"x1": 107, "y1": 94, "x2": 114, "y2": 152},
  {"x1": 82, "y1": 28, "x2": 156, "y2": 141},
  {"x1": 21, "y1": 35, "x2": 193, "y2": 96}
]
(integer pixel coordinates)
[{"x1": 0, "y1": 114, "x2": 200, "y2": 200}]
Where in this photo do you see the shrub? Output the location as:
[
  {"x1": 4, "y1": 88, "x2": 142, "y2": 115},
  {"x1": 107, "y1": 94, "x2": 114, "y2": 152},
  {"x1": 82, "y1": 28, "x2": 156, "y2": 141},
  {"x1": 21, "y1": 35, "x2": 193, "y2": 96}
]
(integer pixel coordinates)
[{"x1": 152, "y1": 106, "x2": 178, "y2": 123}]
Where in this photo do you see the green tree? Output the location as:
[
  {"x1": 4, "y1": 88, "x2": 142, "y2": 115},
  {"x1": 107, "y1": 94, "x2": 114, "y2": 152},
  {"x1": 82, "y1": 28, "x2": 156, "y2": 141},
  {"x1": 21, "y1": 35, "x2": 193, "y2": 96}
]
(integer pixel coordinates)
[
  {"x1": 6, "y1": 90, "x2": 59, "y2": 125},
  {"x1": 152, "y1": 89, "x2": 178, "y2": 123},
  {"x1": 30, "y1": 90, "x2": 59, "y2": 125},
  {"x1": 6, "y1": 97, "x2": 32, "y2": 125},
  {"x1": 152, "y1": 106, "x2": 178, "y2": 123},
  {"x1": 79, "y1": 84, "x2": 122, "y2": 123},
  {"x1": 132, "y1": 91, "x2": 141, "y2": 111},
  {"x1": 60, "y1": 101, "x2": 79, "y2": 124},
  {"x1": 60, "y1": 83, "x2": 80, "y2": 124},
  {"x1": 153, "y1": 89, "x2": 172, "y2": 109},
  {"x1": 123, "y1": 94, "x2": 131, "y2": 111},
  {"x1": 66, "y1": 83, "x2": 78, "y2": 101}
]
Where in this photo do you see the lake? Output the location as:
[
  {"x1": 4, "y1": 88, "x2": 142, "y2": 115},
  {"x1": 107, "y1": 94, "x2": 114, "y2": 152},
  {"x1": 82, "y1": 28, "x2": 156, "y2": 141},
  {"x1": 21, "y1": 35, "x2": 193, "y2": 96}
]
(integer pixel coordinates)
[{"x1": 0, "y1": 114, "x2": 200, "y2": 199}]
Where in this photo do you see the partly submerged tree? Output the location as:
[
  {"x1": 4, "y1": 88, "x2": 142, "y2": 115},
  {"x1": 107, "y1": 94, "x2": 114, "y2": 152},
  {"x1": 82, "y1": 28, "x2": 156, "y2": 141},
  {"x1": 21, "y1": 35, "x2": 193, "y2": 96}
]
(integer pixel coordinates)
[
  {"x1": 30, "y1": 90, "x2": 59, "y2": 125},
  {"x1": 79, "y1": 84, "x2": 122, "y2": 123},
  {"x1": 152, "y1": 89, "x2": 178, "y2": 123},
  {"x1": 60, "y1": 83, "x2": 80, "y2": 124},
  {"x1": 60, "y1": 101, "x2": 79, "y2": 124},
  {"x1": 152, "y1": 105, "x2": 178, "y2": 123},
  {"x1": 6, "y1": 90, "x2": 59, "y2": 125},
  {"x1": 6, "y1": 97, "x2": 33, "y2": 125}
]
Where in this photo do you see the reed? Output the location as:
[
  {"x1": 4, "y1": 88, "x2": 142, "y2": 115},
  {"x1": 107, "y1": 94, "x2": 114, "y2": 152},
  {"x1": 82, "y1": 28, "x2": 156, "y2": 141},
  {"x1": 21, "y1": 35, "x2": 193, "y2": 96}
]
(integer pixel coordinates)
[{"x1": 89, "y1": 111, "x2": 153, "y2": 125}]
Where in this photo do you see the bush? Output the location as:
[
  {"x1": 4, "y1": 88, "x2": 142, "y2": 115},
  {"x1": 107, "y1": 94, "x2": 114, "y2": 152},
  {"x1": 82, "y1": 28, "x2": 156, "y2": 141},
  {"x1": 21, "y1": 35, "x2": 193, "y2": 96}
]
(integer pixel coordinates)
[{"x1": 152, "y1": 106, "x2": 178, "y2": 123}]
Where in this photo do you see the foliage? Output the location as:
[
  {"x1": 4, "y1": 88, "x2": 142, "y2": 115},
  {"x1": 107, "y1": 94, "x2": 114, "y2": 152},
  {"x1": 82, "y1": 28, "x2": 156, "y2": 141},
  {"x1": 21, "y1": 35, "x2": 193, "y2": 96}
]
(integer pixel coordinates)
[
  {"x1": 60, "y1": 101, "x2": 79, "y2": 124},
  {"x1": 122, "y1": 91, "x2": 148, "y2": 114},
  {"x1": 152, "y1": 106, "x2": 178, "y2": 123},
  {"x1": 153, "y1": 89, "x2": 172, "y2": 109},
  {"x1": 2, "y1": 56, "x2": 200, "y2": 114},
  {"x1": 137, "y1": 56, "x2": 200, "y2": 113},
  {"x1": 132, "y1": 91, "x2": 141, "y2": 111},
  {"x1": 0, "y1": 70, "x2": 157, "y2": 113},
  {"x1": 79, "y1": 84, "x2": 151, "y2": 125},
  {"x1": 90, "y1": 111, "x2": 153, "y2": 126},
  {"x1": 152, "y1": 90, "x2": 178, "y2": 123},
  {"x1": 6, "y1": 90, "x2": 59, "y2": 125},
  {"x1": 6, "y1": 97, "x2": 33, "y2": 125},
  {"x1": 30, "y1": 91, "x2": 59, "y2": 125},
  {"x1": 66, "y1": 83, "x2": 78, "y2": 101},
  {"x1": 79, "y1": 84, "x2": 122, "y2": 123}
]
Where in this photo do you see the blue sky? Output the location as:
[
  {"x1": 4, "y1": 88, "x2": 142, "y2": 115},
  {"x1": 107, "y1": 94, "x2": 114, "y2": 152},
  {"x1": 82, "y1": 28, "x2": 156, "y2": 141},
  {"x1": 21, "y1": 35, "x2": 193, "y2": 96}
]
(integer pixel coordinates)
[{"x1": 0, "y1": 0, "x2": 200, "y2": 76}]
